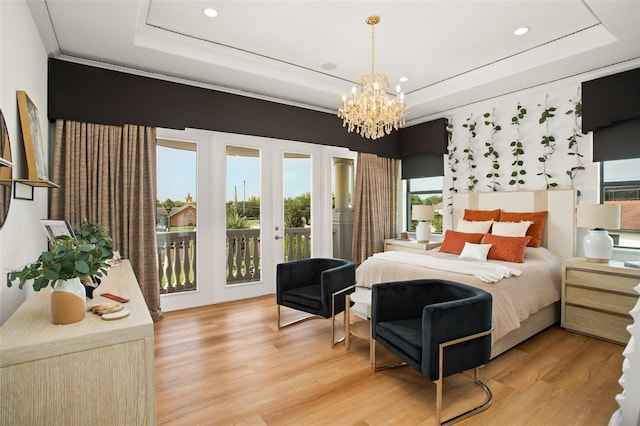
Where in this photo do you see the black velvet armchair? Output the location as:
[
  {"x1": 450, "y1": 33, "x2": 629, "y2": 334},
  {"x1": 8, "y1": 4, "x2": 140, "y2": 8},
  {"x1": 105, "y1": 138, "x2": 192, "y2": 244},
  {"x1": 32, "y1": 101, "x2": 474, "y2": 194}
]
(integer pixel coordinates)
[
  {"x1": 371, "y1": 279, "x2": 493, "y2": 425},
  {"x1": 276, "y1": 258, "x2": 356, "y2": 347}
]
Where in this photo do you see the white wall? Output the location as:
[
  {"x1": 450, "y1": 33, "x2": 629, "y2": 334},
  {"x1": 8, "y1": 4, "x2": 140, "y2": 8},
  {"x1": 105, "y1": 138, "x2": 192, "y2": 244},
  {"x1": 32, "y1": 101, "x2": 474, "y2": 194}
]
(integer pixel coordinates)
[
  {"x1": 433, "y1": 62, "x2": 640, "y2": 261},
  {"x1": 0, "y1": 1, "x2": 50, "y2": 324}
]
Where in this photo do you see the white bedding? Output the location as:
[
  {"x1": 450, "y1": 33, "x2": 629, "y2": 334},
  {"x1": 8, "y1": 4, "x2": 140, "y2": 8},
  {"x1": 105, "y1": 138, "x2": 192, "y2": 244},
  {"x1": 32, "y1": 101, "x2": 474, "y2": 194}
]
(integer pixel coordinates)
[
  {"x1": 356, "y1": 247, "x2": 562, "y2": 343},
  {"x1": 368, "y1": 251, "x2": 522, "y2": 283}
]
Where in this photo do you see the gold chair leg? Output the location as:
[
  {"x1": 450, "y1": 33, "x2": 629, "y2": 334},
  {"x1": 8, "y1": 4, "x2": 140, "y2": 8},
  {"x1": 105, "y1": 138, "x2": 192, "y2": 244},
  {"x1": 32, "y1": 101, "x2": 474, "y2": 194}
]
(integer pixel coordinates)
[
  {"x1": 372, "y1": 339, "x2": 408, "y2": 372},
  {"x1": 437, "y1": 367, "x2": 492, "y2": 426},
  {"x1": 345, "y1": 294, "x2": 351, "y2": 350},
  {"x1": 330, "y1": 284, "x2": 356, "y2": 348},
  {"x1": 277, "y1": 283, "x2": 355, "y2": 348},
  {"x1": 436, "y1": 327, "x2": 494, "y2": 425},
  {"x1": 277, "y1": 304, "x2": 320, "y2": 329}
]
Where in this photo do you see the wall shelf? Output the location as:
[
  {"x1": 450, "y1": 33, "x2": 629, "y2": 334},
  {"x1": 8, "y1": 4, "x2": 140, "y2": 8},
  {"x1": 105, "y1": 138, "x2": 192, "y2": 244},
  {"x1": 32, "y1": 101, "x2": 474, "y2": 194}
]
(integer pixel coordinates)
[{"x1": 13, "y1": 178, "x2": 59, "y2": 201}]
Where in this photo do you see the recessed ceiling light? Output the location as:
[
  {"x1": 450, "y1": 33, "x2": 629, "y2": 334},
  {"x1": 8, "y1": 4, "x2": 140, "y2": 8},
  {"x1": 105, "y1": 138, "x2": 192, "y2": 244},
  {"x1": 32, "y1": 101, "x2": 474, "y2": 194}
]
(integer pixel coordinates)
[
  {"x1": 321, "y1": 63, "x2": 337, "y2": 70},
  {"x1": 203, "y1": 8, "x2": 218, "y2": 18},
  {"x1": 399, "y1": 76, "x2": 409, "y2": 82},
  {"x1": 514, "y1": 27, "x2": 529, "y2": 36}
]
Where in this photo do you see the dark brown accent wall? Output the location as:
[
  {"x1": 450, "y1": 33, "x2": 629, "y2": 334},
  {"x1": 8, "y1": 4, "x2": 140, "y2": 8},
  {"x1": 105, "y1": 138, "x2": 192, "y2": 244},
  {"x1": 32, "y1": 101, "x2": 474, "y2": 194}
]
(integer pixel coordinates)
[
  {"x1": 48, "y1": 59, "x2": 447, "y2": 160},
  {"x1": 582, "y1": 67, "x2": 640, "y2": 161},
  {"x1": 398, "y1": 118, "x2": 448, "y2": 157},
  {"x1": 582, "y1": 67, "x2": 640, "y2": 132},
  {"x1": 48, "y1": 59, "x2": 407, "y2": 157}
]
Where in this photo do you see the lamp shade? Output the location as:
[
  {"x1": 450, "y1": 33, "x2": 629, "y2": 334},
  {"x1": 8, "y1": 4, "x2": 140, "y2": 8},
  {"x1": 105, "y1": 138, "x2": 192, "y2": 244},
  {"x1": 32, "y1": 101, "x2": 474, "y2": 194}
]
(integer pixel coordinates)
[
  {"x1": 412, "y1": 204, "x2": 434, "y2": 222},
  {"x1": 576, "y1": 204, "x2": 621, "y2": 229}
]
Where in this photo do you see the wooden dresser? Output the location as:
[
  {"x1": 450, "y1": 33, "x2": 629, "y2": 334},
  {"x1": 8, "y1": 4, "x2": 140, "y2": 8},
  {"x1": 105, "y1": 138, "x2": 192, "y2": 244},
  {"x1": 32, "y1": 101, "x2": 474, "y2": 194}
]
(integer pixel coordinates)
[
  {"x1": 384, "y1": 239, "x2": 441, "y2": 254},
  {"x1": 0, "y1": 260, "x2": 156, "y2": 425},
  {"x1": 561, "y1": 257, "x2": 640, "y2": 344}
]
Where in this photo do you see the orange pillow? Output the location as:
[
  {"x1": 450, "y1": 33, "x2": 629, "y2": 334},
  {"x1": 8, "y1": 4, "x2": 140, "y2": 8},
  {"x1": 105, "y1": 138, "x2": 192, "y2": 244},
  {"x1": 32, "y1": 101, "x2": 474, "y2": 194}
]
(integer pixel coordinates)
[
  {"x1": 500, "y1": 211, "x2": 548, "y2": 248},
  {"x1": 439, "y1": 230, "x2": 484, "y2": 255},
  {"x1": 463, "y1": 209, "x2": 501, "y2": 221},
  {"x1": 483, "y1": 233, "x2": 532, "y2": 263}
]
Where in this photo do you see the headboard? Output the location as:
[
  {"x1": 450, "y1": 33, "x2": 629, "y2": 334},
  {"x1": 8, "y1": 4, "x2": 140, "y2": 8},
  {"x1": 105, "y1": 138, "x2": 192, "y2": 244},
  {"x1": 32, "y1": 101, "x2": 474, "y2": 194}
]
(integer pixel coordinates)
[{"x1": 452, "y1": 189, "x2": 576, "y2": 261}]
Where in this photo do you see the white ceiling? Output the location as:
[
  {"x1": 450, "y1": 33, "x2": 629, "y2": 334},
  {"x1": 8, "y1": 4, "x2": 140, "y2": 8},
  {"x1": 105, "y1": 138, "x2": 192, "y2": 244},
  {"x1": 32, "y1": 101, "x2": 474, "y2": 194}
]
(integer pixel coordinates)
[{"x1": 29, "y1": 0, "x2": 640, "y2": 125}]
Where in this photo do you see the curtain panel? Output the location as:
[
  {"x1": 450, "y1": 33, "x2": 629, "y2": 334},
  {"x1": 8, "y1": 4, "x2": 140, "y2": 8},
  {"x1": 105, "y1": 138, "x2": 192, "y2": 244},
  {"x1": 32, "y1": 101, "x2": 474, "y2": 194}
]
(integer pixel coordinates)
[
  {"x1": 352, "y1": 152, "x2": 400, "y2": 265},
  {"x1": 50, "y1": 120, "x2": 163, "y2": 321}
]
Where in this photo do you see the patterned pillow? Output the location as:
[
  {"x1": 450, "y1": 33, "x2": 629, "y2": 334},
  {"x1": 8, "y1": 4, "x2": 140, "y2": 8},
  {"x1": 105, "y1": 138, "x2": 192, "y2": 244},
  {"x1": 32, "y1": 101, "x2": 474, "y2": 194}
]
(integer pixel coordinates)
[
  {"x1": 500, "y1": 211, "x2": 548, "y2": 247},
  {"x1": 483, "y1": 233, "x2": 532, "y2": 263},
  {"x1": 463, "y1": 209, "x2": 501, "y2": 221},
  {"x1": 439, "y1": 230, "x2": 485, "y2": 255}
]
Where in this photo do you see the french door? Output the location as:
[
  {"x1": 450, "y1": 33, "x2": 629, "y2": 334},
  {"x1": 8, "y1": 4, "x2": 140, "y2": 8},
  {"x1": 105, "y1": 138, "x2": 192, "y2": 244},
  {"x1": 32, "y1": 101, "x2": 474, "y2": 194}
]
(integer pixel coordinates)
[{"x1": 157, "y1": 128, "x2": 354, "y2": 311}]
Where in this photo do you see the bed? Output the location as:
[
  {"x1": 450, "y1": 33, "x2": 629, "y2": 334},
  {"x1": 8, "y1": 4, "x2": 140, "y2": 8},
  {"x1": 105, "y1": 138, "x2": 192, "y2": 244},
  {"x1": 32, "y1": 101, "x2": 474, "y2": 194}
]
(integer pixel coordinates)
[{"x1": 356, "y1": 189, "x2": 576, "y2": 359}]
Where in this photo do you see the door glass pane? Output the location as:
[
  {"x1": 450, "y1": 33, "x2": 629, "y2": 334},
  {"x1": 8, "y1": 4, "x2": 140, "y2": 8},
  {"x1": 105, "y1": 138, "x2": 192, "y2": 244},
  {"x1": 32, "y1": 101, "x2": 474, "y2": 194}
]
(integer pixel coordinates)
[
  {"x1": 226, "y1": 146, "x2": 261, "y2": 284},
  {"x1": 332, "y1": 157, "x2": 354, "y2": 260},
  {"x1": 156, "y1": 139, "x2": 197, "y2": 294},
  {"x1": 283, "y1": 152, "x2": 311, "y2": 260}
]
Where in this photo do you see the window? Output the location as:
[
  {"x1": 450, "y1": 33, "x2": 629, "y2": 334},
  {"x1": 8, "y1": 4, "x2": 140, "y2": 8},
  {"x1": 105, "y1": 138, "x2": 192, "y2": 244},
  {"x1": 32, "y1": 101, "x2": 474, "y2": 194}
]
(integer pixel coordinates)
[
  {"x1": 601, "y1": 158, "x2": 640, "y2": 249},
  {"x1": 406, "y1": 176, "x2": 443, "y2": 233}
]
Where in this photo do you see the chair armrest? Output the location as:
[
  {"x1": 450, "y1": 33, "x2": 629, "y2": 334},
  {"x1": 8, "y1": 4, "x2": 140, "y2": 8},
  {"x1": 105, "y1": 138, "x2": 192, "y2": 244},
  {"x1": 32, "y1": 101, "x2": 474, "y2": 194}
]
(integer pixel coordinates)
[
  {"x1": 421, "y1": 293, "x2": 492, "y2": 378},
  {"x1": 320, "y1": 261, "x2": 356, "y2": 297}
]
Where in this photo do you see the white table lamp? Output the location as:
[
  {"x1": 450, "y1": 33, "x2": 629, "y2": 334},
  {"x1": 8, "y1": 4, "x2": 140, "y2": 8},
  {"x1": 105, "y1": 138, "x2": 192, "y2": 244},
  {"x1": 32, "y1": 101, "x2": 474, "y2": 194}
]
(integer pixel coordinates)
[
  {"x1": 576, "y1": 204, "x2": 621, "y2": 263},
  {"x1": 412, "y1": 205, "x2": 434, "y2": 243}
]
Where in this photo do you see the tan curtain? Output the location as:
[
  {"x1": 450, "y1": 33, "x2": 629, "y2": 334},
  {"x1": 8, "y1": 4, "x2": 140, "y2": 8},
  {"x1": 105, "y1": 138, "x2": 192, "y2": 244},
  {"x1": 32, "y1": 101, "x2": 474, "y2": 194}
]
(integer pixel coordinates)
[
  {"x1": 50, "y1": 120, "x2": 163, "y2": 321},
  {"x1": 352, "y1": 152, "x2": 400, "y2": 265}
]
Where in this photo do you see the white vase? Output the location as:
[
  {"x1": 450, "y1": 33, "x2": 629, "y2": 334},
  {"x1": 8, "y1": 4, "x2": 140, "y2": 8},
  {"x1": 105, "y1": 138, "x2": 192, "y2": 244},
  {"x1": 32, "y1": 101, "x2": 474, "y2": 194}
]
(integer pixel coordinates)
[
  {"x1": 50, "y1": 277, "x2": 86, "y2": 325},
  {"x1": 583, "y1": 229, "x2": 614, "y2": 263}
]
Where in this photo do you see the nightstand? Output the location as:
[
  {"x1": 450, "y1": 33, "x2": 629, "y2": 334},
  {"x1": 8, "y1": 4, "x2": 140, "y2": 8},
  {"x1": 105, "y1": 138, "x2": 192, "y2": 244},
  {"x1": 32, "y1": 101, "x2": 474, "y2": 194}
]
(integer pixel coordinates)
[
  {"x1": 384, "y1": 239, "x2": 441, "y2": 254},
  {"x1": 561, "y1": 258, "x2": 640, "y2": 344}
]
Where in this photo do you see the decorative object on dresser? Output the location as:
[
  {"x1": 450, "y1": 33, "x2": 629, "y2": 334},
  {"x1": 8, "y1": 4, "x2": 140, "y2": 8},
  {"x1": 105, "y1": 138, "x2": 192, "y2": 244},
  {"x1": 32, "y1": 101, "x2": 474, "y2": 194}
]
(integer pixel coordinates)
[
  {"x1": 0, "y1": 260, "x2": 156, "y2": 425},
  {"x1": 561, "y1": 258, "x2": 640, "y2": 344},
  {"x1": 6, "y1": 220, "x2": 114, "y2": 324},
  {"x1": 412, "y1": 204, "x2": 435, "y2": 242},
  {"x1": 576, "y1": 203, "x2": 621, "y2": 263}
]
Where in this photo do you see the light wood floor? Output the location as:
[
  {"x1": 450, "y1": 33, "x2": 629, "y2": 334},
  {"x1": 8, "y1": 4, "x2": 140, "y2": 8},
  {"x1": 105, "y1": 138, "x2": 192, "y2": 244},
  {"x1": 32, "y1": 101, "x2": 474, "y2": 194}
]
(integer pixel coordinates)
[{"x1": 155, "y1": 295, "x2": 624, "y2": 425}]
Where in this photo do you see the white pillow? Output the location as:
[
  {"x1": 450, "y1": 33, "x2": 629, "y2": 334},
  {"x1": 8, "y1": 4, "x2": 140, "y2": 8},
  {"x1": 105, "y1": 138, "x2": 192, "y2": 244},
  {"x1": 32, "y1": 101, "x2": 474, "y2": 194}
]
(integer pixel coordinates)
[
  {"x1": 459, "y1": 242, "x2": 492, "y2": 261},
  {"x1": 456, "y1": 219, "x2": 493, "y2": 234},
  {"x1": 492, "y1": 221, "x2": 533, "y2": 237}
]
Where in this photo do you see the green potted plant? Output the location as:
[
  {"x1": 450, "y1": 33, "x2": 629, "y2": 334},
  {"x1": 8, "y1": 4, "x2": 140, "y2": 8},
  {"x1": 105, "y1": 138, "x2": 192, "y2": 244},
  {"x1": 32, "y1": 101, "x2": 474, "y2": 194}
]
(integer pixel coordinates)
[
  {"x1": 6, "y1": 221, "x2": 114, "y2": 324},
  {"x1": 73, "y1": 219, "x2": 114, "y2": 265}
]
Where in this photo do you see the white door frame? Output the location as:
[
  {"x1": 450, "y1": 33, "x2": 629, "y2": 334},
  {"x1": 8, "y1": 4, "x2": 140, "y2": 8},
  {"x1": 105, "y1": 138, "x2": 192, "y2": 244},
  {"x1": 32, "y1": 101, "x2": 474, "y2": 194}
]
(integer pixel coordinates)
[{"x1": 157, "y1": 128, "x2": 355, "y2": 311}]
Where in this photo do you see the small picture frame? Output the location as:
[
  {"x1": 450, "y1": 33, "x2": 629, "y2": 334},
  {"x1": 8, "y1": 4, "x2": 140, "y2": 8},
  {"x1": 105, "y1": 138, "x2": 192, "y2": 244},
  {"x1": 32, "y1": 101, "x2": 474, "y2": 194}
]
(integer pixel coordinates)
[{"x1": 41, "y1": 219, "x2": 76, "y2": 241}]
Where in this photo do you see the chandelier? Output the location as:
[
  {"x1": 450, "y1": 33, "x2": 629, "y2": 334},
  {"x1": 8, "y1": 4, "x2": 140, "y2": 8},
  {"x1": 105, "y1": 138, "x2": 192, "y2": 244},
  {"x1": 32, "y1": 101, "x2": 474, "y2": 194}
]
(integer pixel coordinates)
[{"x1": 338, "y1": 15, "x2": 407, "y2": 140}]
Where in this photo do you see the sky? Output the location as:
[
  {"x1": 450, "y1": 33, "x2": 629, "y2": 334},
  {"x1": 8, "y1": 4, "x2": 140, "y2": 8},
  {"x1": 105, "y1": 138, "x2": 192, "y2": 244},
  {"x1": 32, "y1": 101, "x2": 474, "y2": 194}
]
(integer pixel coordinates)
[{"x1": 157, "y1": 146, "x2": 311, "y2": 202}]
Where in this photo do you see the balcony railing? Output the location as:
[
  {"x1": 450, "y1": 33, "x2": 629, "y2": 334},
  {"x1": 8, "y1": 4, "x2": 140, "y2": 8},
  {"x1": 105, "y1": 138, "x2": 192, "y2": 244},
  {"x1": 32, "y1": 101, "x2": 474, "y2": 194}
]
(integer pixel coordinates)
[
  {"x1": 157, "y1": 227, "x2": 310, "y2": 294},
  {"x1": 157, "y1": 231, "x2": 196, "y2": 294}
]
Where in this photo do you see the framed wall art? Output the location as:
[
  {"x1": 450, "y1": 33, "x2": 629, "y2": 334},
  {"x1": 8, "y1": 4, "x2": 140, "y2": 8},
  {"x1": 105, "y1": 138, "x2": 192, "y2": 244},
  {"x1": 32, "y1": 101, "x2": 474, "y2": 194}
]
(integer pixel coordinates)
[
  {"x1": 17, "y1": 90, "x2": 47, "y2": 181},
  {"x1": 40, "y1": 219, "x2": 76, "y2": 241}
]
